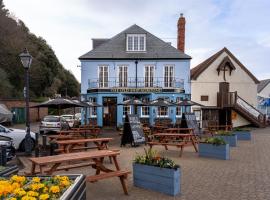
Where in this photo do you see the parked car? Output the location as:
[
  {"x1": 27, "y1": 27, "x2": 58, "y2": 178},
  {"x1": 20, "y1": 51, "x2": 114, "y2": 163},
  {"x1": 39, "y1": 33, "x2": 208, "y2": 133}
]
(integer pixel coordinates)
[
  {"x1": 0, "y1": 135, "x2": 16, "y2": 161},
  {"x1": 40, "y1": 115, "x2": 69, "y2": 134},
  {"x1": 61, "y1": 115, "x2": 75, "y2": 128},
  {"x1": 0, "y1": 124, "x2": 36, "y2": 151}
]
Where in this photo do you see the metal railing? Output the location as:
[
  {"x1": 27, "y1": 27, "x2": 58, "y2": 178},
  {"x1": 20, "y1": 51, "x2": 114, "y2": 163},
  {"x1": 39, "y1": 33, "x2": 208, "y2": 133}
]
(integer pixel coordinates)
[{"x1": 88, "y1": 77, "x2": 184, "y2": 89}]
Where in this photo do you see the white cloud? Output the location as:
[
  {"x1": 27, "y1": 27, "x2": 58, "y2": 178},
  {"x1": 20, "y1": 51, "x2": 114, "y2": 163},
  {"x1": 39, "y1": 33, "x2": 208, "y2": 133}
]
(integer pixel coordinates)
[{"x1": 3, "y1": 0, "x2": 270, "y2": 82}]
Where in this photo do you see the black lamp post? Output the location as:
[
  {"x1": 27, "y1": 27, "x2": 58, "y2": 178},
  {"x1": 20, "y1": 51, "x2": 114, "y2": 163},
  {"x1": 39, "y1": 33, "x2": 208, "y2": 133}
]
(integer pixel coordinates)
[{"x1": 19, "y1": 48, "x2": 32, "y2": 156}]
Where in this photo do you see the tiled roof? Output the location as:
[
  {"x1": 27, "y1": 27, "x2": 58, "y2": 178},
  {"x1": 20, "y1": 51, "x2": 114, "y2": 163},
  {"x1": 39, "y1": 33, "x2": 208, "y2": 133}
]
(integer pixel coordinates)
[
  {"x1": 79, "y1": 24, "x2": 191, "y2": 60},
  {"x1": 190, "y1": 47, "x2": 259, "y2": 84},
  {"x1": 258, "y1": 79, "x2": 270, "y2": 93}
]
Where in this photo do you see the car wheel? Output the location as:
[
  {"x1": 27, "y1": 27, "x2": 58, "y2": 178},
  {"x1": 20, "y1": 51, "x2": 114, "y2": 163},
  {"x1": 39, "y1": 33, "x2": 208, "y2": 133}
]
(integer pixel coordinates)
[{"x1": 19, "y1": 138, "x2": 35, "y2": 152}]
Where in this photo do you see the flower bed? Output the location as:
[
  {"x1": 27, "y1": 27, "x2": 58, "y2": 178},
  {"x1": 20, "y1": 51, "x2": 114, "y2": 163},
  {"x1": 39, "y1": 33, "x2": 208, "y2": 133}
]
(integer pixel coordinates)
[
  {"x1": 199, "y1": 138, "x2": 230, "y2": 160},
  {"x1": 233, "y1": 128, "x2": 251, "y2": 140},
  {"x1": 214, "y1": 131, "x2": 237, "y2": 147},
  {"x1": 133, "y1": 149, "x2": 180, "y2": 196},
  {"x1": 0, "y1": 174, "x2": 86, "y2": 200}
]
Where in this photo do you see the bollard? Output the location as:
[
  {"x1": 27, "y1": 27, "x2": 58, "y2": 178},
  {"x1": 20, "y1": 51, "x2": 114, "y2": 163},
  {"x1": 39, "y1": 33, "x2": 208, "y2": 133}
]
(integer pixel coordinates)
[
  {"x1": 0, "y1": 146, "x2": 7, "y2": 166},
  {"x1": 35, "y1": 132, "x2": 39, "y2": 157}
]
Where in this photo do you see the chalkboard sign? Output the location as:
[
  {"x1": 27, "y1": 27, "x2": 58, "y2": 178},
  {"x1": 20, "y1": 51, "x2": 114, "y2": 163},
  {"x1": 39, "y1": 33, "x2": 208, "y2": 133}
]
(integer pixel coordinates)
[
  {"x1": 180, "y1": 113, "x2": 200, "y2": 135},
  {"x1": 121, "y1": 114, "x2": 145, "y2": 146}
]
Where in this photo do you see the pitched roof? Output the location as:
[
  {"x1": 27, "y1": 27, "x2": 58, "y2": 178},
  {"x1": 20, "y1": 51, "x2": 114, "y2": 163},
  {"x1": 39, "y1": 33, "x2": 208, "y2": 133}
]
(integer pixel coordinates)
[
  {"x1": 79, "y1": 24, "x2": 191, "y2": 60},
  {"x1": 190, "y1": 47, "x2": 259, "y2": 84},
  {"x1": 258, "y1": 79, "x2": 270, "y2": 93}
]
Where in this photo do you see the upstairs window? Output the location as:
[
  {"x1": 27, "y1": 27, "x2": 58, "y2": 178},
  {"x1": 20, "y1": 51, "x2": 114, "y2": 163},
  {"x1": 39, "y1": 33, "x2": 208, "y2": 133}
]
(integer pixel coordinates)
[
  {"x1": 126, "y1": 34, "x2": 146, "y2": 51},
  {"x1": 164, "y1": 65, "x2": 174, "y2": 88}
]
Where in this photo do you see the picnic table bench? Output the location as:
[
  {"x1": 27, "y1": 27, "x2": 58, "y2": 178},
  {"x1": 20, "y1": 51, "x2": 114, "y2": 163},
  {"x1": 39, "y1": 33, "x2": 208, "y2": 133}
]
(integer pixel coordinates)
[
  {"x1": 55, "y1": 138, "x2": 113, "y2": 153},
  {"x1": 165, "y1": 128, "x2": 194, "y2": 134},
  {"x1": 148, "y1": 133, "x2": 199, "y2": 157},
  {"x1": 27, "y1": 150, "x2": 131, "y2": 195},
  {"x1": 59, "y1": 128, "x2": 100, "y2": 138}
]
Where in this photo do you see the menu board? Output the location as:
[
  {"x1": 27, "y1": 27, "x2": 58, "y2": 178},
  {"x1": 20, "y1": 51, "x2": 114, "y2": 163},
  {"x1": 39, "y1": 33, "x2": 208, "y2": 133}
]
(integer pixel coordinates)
[
  {"x1": 180, "y1": 113, "x2": 200, "y2": 135},
  {"x1": 121, "y1": 114, "x2": 145, "y2": 146}
]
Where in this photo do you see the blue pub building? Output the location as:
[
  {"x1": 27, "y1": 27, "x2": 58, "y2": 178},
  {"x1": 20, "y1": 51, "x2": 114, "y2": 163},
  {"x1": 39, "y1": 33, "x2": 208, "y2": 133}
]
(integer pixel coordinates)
[{"x1": 79, "y1": 14, "x2": 191, "y2": 127}]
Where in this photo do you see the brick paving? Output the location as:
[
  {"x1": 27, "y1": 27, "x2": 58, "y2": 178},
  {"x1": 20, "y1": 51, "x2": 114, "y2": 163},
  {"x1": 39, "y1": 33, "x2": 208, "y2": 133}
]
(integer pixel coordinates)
[{"x1": 18, "y1": 127, "x2": 270, "y2": 200}]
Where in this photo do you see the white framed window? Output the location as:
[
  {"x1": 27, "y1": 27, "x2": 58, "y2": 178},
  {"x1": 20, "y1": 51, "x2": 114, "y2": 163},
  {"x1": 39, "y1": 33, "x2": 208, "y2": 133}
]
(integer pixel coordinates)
[
  {"x1": 157, "y1": 106, "x2": 168, "y2": 117},
  {"x1": 89, "y1": 97, "x2": 97, "y2": 118},
  {"x1": 126, "y1": 34, "x2": 146, "y2": 51},
  {"x1": 176, "y1": 97, "x2": 182, "y2": 117},
  {"x1": 98, "y1": 65, "x2": 109, "y2": 88},
  {"x1": 122, "y1": 97, "x2": 131, "y2": 117},
  {"x1": 118, "y1": 65, "x2": 128, "y2": 87},
  {"x1": 164, "y1": 65, "x2": 174, "y2": 88},
  {"x1": 145, "y1": 65, "x2": 154, "y2": 87},
  {"x1": 141, "y1": 97, "x2": 150, "y2": 117}
]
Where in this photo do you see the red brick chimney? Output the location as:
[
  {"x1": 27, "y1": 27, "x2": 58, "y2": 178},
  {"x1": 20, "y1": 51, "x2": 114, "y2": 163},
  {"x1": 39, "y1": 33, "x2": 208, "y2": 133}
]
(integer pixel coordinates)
[{"x1": 177, "y1": 13, "x2": 185, "y2": 52}]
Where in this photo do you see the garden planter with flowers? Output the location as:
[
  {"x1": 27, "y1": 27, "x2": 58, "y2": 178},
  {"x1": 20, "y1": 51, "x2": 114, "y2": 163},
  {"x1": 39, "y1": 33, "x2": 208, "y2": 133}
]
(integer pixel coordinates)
[
  {"x1": 199, "y1": 137, "x2": 230, "y2": 160},
  {"x1": 0, "y1": 174, "x2": 86, "y2": 200},
  {"x1": 233, "y1": 128, "x2": 251, "y2": 140},
  {"x1": 133, "y1": 148, "x2": 180, "y2": 196},
  {"x1": 214, "y1": 131, "x2": 237, "y2": 147}
]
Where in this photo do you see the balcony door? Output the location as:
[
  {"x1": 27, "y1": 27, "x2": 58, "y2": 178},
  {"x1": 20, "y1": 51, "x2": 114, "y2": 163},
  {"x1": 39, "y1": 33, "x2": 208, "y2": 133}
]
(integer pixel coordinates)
[
  {"x1": 164, "y1": 65, "x2": 174, "y2": 88},
  {"x1": 99, "y1": 65, "x2": 108, "y2": 88},
  {"x1": 118, "y1": 65, "x2": 128, "y2": 87},
  {"x1": 145, "y1": 65, "x2": 154, "y2": 87}
]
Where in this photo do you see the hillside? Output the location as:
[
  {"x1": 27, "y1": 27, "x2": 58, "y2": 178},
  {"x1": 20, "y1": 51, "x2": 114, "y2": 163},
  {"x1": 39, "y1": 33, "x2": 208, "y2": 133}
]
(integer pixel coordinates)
[{"x1": 0, "y1": 1, "x2": 80, "y2": 99}]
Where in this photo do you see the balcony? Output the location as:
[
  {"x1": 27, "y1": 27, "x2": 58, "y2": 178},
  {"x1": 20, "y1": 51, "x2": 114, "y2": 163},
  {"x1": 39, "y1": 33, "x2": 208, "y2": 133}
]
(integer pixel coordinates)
[{"x1": 88, "y1": 77, "x2": 184, "y2": 90}]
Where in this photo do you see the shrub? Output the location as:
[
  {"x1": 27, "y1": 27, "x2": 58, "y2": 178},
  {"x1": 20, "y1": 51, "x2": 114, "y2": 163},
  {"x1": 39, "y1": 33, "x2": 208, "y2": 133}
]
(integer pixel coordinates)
[
  {"x1": 134, "y1": 148, "x2": 179, "y2": 170},
  {"x1": 203, "y1": 137, "x2": 226, "y2": 146},
  {"x1": 216, "y1": 130, "x2": 235, "y2": 136},
  {"x1": 233, "y1": 127, "x2": 251, "y2": 131}
]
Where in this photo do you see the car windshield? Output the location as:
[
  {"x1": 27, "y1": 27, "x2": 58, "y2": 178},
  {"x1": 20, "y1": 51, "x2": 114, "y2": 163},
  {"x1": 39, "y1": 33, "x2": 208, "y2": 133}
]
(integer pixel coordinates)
[
  {"x1": 43, "y1": 116, "x2": 60, "y2": 122},
  {"x1": 62, "y1": 116, "x2": 73, "y2": 120}
]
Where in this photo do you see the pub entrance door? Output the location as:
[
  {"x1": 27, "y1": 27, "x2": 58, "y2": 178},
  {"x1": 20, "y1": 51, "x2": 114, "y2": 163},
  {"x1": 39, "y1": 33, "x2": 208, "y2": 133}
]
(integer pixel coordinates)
[{"x1": 103, "y1": 97, "x2": 117, "y2": 127}]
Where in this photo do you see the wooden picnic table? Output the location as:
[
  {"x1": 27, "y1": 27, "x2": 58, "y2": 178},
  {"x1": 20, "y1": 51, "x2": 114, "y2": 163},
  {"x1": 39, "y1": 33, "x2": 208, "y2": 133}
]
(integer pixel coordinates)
[
  {"x1": 59, "y1": 129, "x2": 100, "y2": 138},
  {"x1": 165, "y1": 128, "x2": 194, "y2": 134},
  {"x1": 148, "y1": 133, "x2": 199, "y2": 157},
  {"x1": 27, "y1": 150, "x2": 131, "y2": 195},
  {"x1": 152, "y1": 125, "x2": 168, "y2": 133},
  {"x1": 56, "y1": 138, "x2": 113, "y2": 153},
  {"x1": 48, "y1": 135, "x2": 74, "y2": 142}
]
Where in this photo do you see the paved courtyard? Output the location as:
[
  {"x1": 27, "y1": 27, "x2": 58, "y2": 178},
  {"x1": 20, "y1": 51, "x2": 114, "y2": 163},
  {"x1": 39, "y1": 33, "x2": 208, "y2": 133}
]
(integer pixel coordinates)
[{"x1": 17, "y1": 126, "x2": 270, "y2": 200}]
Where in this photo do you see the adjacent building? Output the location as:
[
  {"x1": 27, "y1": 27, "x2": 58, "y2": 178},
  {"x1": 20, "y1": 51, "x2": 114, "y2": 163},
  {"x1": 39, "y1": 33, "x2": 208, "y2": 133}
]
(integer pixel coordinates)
[
  {"x1": 191, "y1": 47, "x2": 265, "y2": 128},
  {"x1": 257, "y1": 79, "x2": 270, "y2": 115},
  {"x1": 79, "y1": 14, "x2": 191, "y2": 127}
]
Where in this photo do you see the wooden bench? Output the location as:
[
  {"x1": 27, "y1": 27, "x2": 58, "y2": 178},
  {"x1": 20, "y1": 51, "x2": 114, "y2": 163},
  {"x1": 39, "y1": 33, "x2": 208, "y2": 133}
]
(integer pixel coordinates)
[
  {"x1": 148, "y1": 141, "x2": 185, "y2": 156},
  {"x1": 87, "y1": 170, "x2": 131, "y2": 195},
  {"x1": 28, "y1": 150, "x2": 130, "y2": 195}
]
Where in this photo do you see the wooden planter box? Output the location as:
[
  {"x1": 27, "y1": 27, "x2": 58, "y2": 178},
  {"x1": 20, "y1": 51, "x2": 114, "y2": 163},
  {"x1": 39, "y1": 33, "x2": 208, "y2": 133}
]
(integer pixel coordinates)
[
  {"x1": 214, "y1": 135, "x2": 237, "y2": 147},
  {"x1": 199, "y1": 143, "x2": 230, "y2": 160},
  {"x1": 133, "y1": 163, "x2": 180, "y2": 196},
  {"x1": 0, "y1": 165, "x2": 19, "y2": 176},
  {"x1": 233, "y1": 131, "x2": 251, "y2": 140}
]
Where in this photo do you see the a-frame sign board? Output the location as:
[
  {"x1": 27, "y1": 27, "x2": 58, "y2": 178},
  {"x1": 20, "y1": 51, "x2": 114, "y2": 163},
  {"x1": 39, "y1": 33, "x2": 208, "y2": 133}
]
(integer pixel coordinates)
[{"x1": 180, "y1": 113, "x2": 200, "y2": 135}]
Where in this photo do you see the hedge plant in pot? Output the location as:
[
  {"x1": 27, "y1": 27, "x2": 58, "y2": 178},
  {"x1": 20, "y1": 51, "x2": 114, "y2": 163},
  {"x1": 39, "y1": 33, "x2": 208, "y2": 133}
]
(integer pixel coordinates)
[
  {"x1": 133, "y1": 148, "x2": 180, "y2": 196},
  {"x1": 214, "y1": 130, "x2": 237, "y2": 147},
  {"x1": 233, "y1": 127, "x2": 251, "y2": 140},
  {"x1": 199, "y1": 137, "x2": 230, "y2": 160}
]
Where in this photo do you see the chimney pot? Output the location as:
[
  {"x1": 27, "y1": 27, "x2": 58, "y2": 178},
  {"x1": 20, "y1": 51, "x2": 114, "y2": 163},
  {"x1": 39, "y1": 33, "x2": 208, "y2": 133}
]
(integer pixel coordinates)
[{"x1": 177, "y1": 13, "x2": 185, "y2": 52}]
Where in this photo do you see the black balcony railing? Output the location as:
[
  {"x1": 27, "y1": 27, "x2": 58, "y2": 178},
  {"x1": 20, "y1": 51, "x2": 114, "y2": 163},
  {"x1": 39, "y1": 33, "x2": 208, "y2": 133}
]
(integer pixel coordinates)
[{"x1": 88, "y1": 77, "x2": 184, "y2": 89}]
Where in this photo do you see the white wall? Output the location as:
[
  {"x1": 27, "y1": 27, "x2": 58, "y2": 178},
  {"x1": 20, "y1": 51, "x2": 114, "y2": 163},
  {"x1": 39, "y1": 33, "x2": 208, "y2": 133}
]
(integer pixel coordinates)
[
  {"x1": 191, "y1": 51, "x2": 258, "y2": 107},
  {"x1": 258, "y1": 83, "x2": 270, "y2": 98}
]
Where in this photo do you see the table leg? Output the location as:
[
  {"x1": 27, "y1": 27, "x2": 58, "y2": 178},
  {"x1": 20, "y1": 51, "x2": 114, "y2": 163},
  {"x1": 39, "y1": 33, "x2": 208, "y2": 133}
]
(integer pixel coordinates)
[
  {"x1": 191, "y1": 137, "x2": 198, "y2": 152},
  {"x1": 30, "y1": 162, "x2": 36, "y2": 175},
  {"x1": 47, "y1": 163, "x2": 61, "y2": 175}
]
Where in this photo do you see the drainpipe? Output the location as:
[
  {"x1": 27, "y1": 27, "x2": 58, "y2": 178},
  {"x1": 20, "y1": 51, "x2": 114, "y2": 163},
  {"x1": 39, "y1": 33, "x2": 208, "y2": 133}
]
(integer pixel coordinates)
[{"x1": 135, "y1": 60, "x2": 138, "y2": 88}]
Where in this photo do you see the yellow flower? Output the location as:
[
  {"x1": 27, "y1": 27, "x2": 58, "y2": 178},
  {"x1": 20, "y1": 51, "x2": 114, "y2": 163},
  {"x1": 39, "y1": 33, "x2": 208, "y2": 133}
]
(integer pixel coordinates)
[
  {"x1": 39, "y1": 194, "x2": 49, "y2": 200},
  {"x1": 11, "y1": 175, "x2": 26, "y2": 183},
  {"x1": 21, "y1": 196, "x2": 37, "y2": 200},
  {"x1": 49, "y1": 185, "x2": 60, "y2": 193},
  {"x1": 12, "y1": 182, "x2": 21, "y2": 189},
  {"x1": 32, "y1": 177, "x2": 40, "y2": 183},
  {"x1": 42, "y1": 187, "x2": 48, "y2": 193},
  {"x1": 60, "y1": 180, "x2": 70, "y2": 187},
  {"x1": 27, "y1": 191, "x2": 39, "y2": 197}
]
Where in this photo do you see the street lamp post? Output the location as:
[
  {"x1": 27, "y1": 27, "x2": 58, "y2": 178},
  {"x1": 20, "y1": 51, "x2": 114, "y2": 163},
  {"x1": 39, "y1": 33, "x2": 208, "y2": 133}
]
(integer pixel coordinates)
[{"x1": 19, "y1": 48, "x2": 32, "y2": 156}]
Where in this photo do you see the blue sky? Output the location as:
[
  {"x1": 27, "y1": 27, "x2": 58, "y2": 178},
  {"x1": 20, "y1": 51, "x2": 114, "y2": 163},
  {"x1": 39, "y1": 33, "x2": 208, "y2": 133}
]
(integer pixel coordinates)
[{"x1": 4, "y1": 0, "x2": 270, "y2": 82}]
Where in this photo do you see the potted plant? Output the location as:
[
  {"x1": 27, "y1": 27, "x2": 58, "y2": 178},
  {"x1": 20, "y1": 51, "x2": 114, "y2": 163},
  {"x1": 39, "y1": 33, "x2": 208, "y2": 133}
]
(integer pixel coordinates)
[
  {"x1": 214, "y1": 130, "x2": 237, "y2": 147},
  {"x1": 199, "y1": 137, "x2": 230, "y2": 160},
  {"x1": 0, "y1": 174, "x2": 86, "y2": 200},
  {"x1": 133, "y1": 148, "x2": 180, "y2": 196},
  {"x1": 233, "y1": 127, "x2": 251, "y2": 140}
]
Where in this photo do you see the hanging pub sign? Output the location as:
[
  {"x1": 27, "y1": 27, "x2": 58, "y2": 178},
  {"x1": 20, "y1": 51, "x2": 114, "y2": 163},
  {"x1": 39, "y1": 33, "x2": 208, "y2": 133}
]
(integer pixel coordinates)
[
  {"x1": 121, "y1": 114, "x2": 145, "y2": 146},
  {"x1": 180, "y1": 113, "x2": 200, "y2": 135}
]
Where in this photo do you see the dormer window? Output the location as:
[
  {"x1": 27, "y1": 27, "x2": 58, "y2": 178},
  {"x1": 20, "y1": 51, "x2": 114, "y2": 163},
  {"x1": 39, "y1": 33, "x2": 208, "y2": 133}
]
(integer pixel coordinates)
[{"x1": 126, "y1": 34, "x2": 146, "y2": 51}]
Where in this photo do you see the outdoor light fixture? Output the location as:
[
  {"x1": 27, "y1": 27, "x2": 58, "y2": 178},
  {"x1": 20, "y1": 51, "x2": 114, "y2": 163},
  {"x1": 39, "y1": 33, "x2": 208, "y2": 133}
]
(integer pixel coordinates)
[{"x1": 19, "y1": 48, "x2": 33, "y2": 156}]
